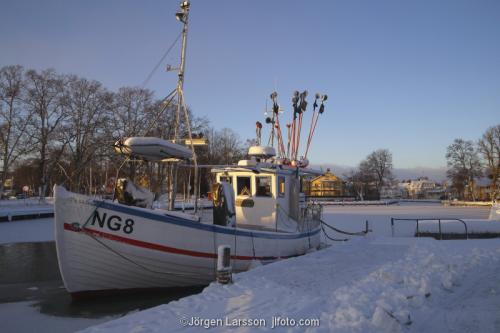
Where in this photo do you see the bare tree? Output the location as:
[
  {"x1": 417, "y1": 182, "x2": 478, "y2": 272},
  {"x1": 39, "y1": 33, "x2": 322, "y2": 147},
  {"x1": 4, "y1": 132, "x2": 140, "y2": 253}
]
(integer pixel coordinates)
[
  {"x1": 345, "y1": 159, "x2": 378, "y2": 200},
  {"x1": 0, "y1": 65, "x2": 34, "y2": 195},
  {"x1": 203, "y1": 127, "x2": 244, "y2": 165},
  {"x1": 446, "y1": 138, "x2": 482, "y2": 201},
  {"x1": 59, "y1": 75, "x2": 112, "y2": 192},
  {"x1": 365, "y1": 149, "x2": 393, "y2": 197},
  {"x1": 111, "y1": 87, "x2": 155, "y2": 140},
  {"x1": 24, "y1": 69, "x2": 66, "y2": 197},
  {"x1": 478, "y1": 125, "x2": 500, "y2": 200}
]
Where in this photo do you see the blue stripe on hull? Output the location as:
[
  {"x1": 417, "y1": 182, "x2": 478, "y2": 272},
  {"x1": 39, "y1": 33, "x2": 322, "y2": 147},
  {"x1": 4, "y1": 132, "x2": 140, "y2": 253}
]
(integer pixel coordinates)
[{"x1": 93, "y1": 200, "x2": 320, "y2": 240}]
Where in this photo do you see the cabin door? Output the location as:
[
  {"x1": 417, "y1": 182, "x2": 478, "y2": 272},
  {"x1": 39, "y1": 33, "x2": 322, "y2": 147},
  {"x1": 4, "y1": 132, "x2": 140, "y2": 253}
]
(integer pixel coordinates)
[{"x1": 234, "y1": 175, "x2": 275, "y2": 229}]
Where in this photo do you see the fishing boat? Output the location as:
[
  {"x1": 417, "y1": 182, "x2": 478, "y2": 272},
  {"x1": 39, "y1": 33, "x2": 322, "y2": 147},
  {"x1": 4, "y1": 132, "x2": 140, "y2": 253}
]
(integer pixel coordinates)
[{"x1": 54, "y1": 0, "x2": 327, "y2": 298}]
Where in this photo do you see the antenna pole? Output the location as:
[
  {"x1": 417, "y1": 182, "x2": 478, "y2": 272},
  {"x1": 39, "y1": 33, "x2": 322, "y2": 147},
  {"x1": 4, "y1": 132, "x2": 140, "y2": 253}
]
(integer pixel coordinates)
[{"x1": 169, "y1": 0, "x2": 190, "y2": 211}]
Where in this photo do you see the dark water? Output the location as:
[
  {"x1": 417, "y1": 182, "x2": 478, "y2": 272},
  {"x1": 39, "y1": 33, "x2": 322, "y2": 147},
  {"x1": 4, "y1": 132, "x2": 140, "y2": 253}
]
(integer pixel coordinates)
[{"x1": 0, "y1": 242, "x2": 204, "y2": 318}]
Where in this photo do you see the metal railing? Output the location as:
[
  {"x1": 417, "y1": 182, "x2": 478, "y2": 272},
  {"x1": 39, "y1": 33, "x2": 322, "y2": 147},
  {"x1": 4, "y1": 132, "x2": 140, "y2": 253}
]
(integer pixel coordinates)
[{"x1": 391, "y1": 217, "x2": 468, "y2": 240}]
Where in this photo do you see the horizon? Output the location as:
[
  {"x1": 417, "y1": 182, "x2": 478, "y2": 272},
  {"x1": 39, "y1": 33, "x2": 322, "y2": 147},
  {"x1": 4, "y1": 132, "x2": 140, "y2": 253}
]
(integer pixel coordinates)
[
  {"x1": 1, "y1": 0, "x2": 499, "y2": 169},
  {"x1": 314, "y1": 163, "x2": 448, "y2": 182}
]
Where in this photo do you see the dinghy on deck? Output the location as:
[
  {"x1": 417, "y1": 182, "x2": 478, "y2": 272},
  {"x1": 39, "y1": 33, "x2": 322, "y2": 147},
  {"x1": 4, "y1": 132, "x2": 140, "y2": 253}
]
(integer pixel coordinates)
[{"x1": 114, "y1": 137, "x2": 193, "y2": 161}]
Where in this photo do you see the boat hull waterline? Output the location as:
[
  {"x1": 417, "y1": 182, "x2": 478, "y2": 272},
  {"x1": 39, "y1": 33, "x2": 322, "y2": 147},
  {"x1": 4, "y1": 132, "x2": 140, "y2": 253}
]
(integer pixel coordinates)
[{"x1": 54, "y1": 186, "x2": 321, "y2": 296}]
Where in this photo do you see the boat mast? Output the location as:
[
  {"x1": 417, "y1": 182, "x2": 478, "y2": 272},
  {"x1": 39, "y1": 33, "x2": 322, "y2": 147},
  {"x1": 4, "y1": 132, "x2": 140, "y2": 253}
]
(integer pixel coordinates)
[{"x1": 169, "y1": 0, "x2": 190, "y2": 211}]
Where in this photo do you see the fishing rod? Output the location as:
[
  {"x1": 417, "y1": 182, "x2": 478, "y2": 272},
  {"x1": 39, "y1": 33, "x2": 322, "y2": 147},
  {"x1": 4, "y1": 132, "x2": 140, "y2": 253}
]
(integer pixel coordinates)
[
  {"x1": 305, "y1": 93, "x2": 320, "y2": 158},
  {"x1": 255, "y1": 121, "x2": 262, "y2": 146},
  {"x1": 270, "y1": 91, "x2": 286, "y2": 158},
  {"x1": 294, "y1": 90, "x2": 308, "y2": 161},
  {"x1": 286, "y1": 123, "x2": 292, "y2": 160},
  {"x1": 304, "y1": 93, "x2": 327, "y2": 159},
  {"x1": 290, "y1": 91, "x2": 300, "y2": 161}
]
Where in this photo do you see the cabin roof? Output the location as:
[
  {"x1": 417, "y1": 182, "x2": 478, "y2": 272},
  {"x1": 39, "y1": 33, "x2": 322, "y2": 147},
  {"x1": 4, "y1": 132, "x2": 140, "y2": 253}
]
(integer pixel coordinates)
[{"x1": 211, "y1": 163, "x2": 322, "y2": 176}]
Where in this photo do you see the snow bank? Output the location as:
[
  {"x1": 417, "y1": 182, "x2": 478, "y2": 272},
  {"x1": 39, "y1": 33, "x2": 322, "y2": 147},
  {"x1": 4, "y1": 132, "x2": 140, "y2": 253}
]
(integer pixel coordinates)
[
  {"x1": 323, "y1": 204, "x2": 490, "y2": 238},
  {"x1": 81, "y1": 238, "x2": 500, "y2": 333},
  {"x1": 418, "y1": 219, "x2": 500, "y2": 236},
  {"x1": 0, "y1": 218, "x2": 54, "y2": 244}
]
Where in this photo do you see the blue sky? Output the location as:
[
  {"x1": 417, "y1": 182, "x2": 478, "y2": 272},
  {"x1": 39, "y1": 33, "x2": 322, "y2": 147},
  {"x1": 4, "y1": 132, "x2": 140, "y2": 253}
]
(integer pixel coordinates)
[{"x1": 1, "y1": 0, "x2": 499, "y2": 168}]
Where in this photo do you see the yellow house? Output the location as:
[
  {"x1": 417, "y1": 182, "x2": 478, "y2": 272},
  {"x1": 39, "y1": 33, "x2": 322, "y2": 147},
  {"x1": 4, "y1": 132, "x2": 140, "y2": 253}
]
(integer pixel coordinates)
[{"x1": 305, "y1": 169, "x2": 344, "y2": 197}]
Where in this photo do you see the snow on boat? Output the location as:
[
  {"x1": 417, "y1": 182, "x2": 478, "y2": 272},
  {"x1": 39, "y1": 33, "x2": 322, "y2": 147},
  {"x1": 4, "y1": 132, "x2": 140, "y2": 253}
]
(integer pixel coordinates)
[{"x1": 114, "y1": 137, "x2": 193, "y2": 161}]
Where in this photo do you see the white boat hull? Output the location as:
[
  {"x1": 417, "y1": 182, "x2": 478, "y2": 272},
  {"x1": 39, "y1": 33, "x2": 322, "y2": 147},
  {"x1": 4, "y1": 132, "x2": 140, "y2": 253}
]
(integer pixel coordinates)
[{"x1": 54, "y1": 186, "x2": 320, "y2": 297}]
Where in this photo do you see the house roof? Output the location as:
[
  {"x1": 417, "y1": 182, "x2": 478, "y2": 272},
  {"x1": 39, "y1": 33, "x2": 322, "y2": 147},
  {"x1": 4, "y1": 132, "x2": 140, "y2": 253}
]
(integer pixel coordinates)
[{"x1": 310, "y1": 169, "x2": 342, "y2": 183}]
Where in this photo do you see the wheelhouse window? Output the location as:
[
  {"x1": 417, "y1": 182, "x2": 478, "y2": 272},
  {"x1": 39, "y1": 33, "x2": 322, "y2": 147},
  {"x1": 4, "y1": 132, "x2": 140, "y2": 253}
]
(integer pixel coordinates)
[
  {"x1": 278, "y1": 176, "x2": 286, "y2": 197},
  {"x1": 256, "y1": 176, "x2": 272, "y2": 197},
  {"x1": 236, "y1": 176, "x2": 251, "y2": 196}
]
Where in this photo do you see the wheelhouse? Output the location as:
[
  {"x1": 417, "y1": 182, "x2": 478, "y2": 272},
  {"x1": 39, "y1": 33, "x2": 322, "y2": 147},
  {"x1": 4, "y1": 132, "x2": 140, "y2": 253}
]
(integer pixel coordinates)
[{"x1": 213, "y1": 161, "x2": 321, "y2": 233}]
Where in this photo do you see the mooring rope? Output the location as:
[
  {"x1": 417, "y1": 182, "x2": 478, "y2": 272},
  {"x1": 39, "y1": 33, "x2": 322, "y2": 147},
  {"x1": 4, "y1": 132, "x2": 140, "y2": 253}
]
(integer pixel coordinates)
[
  {"x1": 320, "y1": 219, "x2": 371, "y2": 242},
  {"x1": 320, "y1": 219, "x2": 369, "y2": 236},
  {"x1": 320, "y1": 222, "x2": 348, "y2": 242}
]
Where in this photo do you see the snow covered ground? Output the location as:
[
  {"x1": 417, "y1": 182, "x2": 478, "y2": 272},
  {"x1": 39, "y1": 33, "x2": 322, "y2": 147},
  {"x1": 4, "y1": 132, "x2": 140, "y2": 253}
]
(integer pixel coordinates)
[
  {"x1": 1, "y1": 203, "x2": 499, "y2": 333},
  {"x1": 83, "y1": 237, "x2": 500, "y2": 333},
  {"x1": 322, "y1": 203, "x2": 491, "y2": 238},
  {"x1": 81, "y1": 203, "x2": 499, "y2": 333}
]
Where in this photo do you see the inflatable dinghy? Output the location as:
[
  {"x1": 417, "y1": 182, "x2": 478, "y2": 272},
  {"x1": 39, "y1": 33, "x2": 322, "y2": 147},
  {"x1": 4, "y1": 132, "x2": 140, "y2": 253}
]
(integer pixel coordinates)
[{"x1": 114, "y1": 137, "x2": 193, "y2": 161}]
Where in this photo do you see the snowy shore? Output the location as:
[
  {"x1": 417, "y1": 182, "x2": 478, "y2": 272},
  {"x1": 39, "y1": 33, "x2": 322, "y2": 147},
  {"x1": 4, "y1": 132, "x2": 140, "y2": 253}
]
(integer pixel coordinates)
[
  {"x1": 82, "y1": 237, "x2": 500, "y2": 333},
  {"x1": 82, "y1": 204, "x2": 500, "y2": 333},
  {"x1": 1, "y1": 203, "x2": 498, "y2": 332}
]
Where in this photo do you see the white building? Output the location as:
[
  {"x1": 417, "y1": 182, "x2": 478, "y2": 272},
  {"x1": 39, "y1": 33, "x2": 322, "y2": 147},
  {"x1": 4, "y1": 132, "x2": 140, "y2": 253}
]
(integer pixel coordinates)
[{"x1": 399, "y1": 177, "x2": 441, "y2": 199}]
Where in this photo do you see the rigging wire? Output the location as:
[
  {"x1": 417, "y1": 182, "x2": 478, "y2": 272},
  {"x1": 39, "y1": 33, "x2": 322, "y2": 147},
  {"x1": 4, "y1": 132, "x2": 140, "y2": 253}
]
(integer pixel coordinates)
[
  {"x1": 140, "y1": 88, "x2": 178, "y2": 136},
  {"x1": 141, "y1": 31, "x2": 183, "y2": 89}
]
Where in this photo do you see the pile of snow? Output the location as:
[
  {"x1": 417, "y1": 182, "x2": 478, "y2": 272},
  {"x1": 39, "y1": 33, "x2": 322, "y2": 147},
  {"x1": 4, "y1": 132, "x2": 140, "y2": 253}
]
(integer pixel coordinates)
[{"x1": 82, "y1": 237, "x2": 500, "y2": 333}]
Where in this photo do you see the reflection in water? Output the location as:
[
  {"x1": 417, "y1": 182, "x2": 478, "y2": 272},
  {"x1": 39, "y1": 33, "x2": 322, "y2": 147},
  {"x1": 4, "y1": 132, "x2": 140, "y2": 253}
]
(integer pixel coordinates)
[
  {"x1": 0, "y1": 242, "x2": 205, "y2": 318},
  {"x1": 34, "y1": 285, "x2": 205, "y2": 318},
  {"x1": 0, "y1": 242, "x2": 60, "y2": 284}
]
